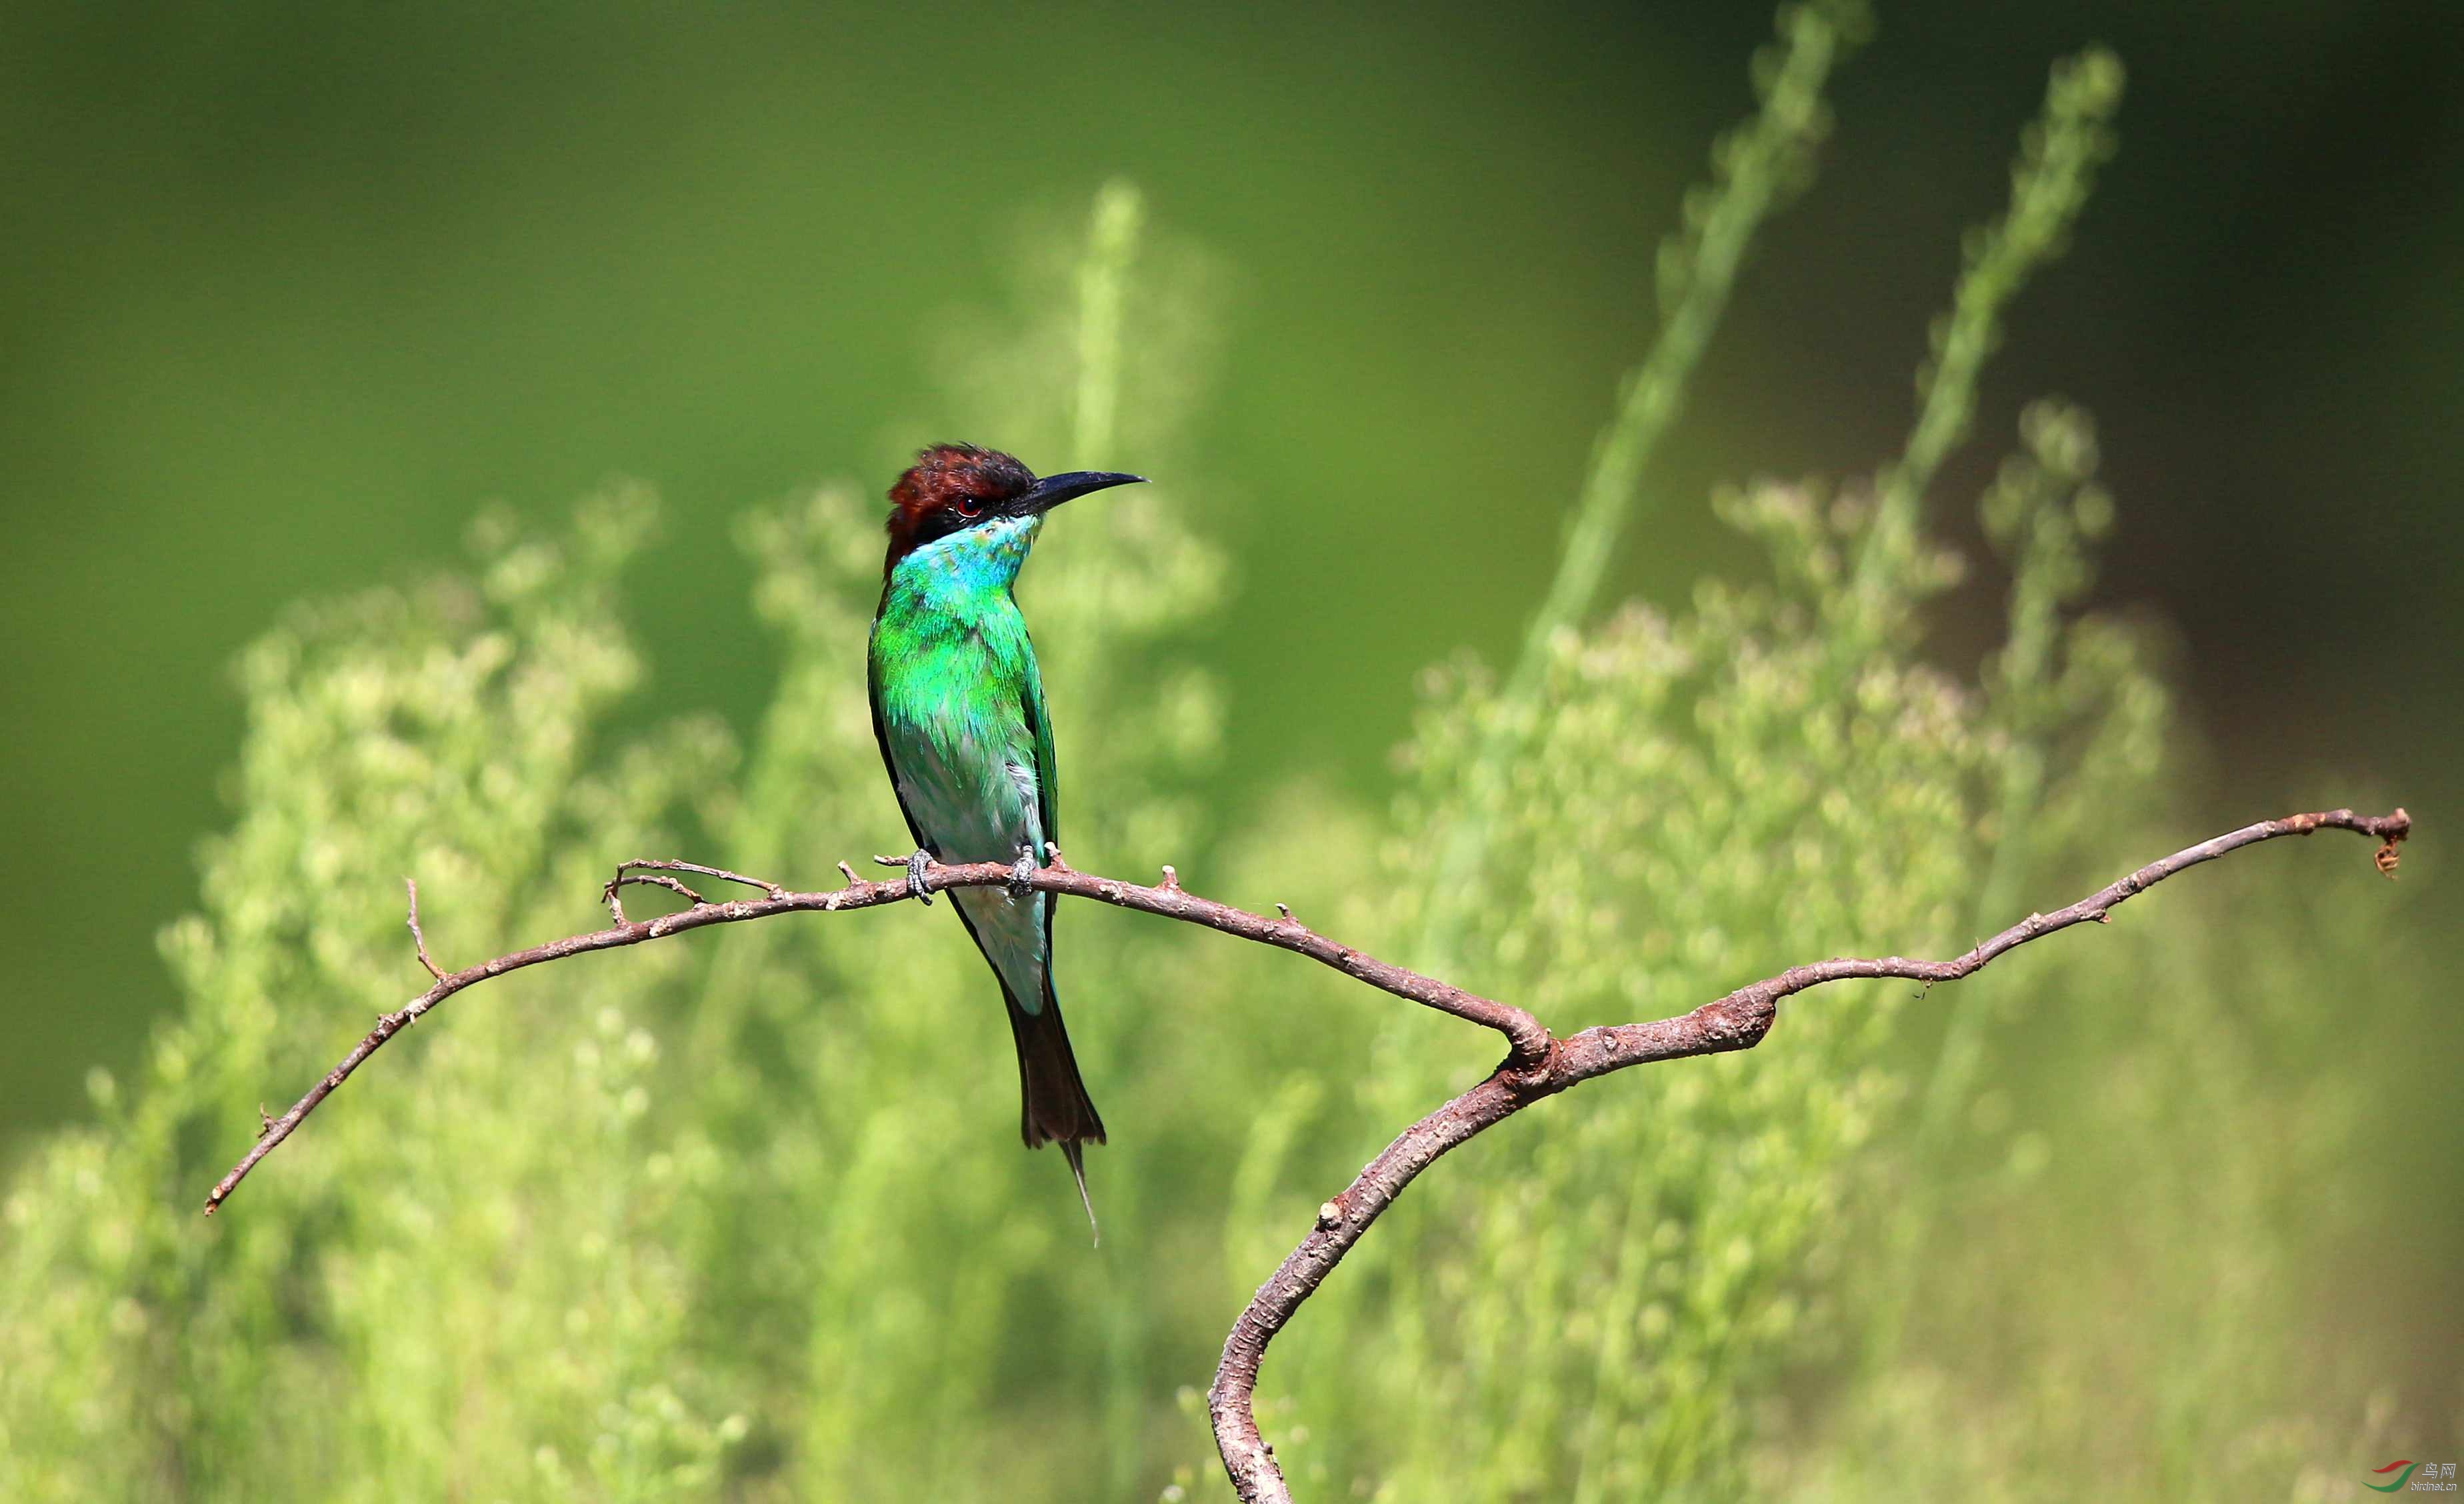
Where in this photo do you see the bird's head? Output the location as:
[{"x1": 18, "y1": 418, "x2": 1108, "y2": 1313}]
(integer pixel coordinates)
[{"x1": 883, "y1": 443, "x2": 1144, "y2": 573}]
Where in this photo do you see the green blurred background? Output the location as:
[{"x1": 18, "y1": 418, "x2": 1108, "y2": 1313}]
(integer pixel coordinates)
[
  {"x1": 7, "y1": 0, "x2": 2457, "y2": 1145},
  {"x1": 1, "y1": 0, "x2": 2457, "y2": 1494}
]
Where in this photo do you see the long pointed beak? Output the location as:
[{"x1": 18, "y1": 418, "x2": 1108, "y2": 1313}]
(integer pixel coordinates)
[{"x1": 1023, "y1": 469, "x2": 1145, "y2": 513}]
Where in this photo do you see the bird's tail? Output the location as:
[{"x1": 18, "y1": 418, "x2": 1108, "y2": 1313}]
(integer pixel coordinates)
[{"x1": 1003, "y1": 977, "x2": 1107, "y2": 1244}]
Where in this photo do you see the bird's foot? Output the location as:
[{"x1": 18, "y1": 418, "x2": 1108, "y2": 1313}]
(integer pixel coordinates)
[
  {"x1": 905, "y1": 849, "x2": 936, "y2": 906},
  {"x1": 1007, "y1": 844, "x2": 1038, "y2": 899}
]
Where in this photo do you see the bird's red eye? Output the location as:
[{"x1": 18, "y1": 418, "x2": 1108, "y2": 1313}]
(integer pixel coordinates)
[{"x1": 953, "y1": 495, "x2": 982, "y2": 519}]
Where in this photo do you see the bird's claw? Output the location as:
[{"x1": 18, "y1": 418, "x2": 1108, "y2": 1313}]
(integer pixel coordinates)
[
  {"x1": 1007, "y1": 845, "x2": 1037, "y2": 899},
  {"x1": 905, "y1": 849, "x2": 935, "y2": 906}
]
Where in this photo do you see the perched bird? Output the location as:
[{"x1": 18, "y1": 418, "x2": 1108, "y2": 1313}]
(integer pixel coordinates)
[{"x1": 867, "y1": 443, "x2": 1145, "y2": 1236}]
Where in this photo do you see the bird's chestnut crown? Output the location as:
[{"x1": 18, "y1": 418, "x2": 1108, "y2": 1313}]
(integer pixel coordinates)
[{"x1": 883, "y1": 443, "x2": 1145, "y2": 571}]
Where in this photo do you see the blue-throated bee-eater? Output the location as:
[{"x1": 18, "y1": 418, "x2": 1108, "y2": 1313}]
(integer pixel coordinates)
[{"x1": 867, "y1": 443, "x2": 1144, "y2": 1235}]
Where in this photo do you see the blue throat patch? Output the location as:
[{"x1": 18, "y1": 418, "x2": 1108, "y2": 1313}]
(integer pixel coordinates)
[{"x1": 896, "y1": 513, "x2": 1045, "y2": 597}]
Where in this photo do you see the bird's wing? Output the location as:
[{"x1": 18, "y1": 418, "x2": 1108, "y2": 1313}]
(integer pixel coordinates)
[
  {"x1": 1019, "y1": 637, "x2": 1059, "y2": 851},
  {"x1": 1016, "y1": 629, "x2": 1061, "y2": 993},
  {"x1": 866, "y1": 620, "x2": 932, "y2": 855}
]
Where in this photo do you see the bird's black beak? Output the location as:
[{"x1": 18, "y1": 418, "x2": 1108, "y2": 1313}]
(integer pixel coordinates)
[{"x1": 1022, "y1": 470, "x2": 1145, "y2": 514}]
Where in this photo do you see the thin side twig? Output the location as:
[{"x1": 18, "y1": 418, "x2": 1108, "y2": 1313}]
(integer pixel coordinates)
[
  {"x1": 403, "y1": 878, "x2": 444, "y2": 983},
  {"x1": 603, "y1": 872, "x2": 704, "y2": 925},
  {"x1": 1203, "y1": 806, "x2": 2408, "y2": 1503},
  {"x1": 611, "y1": 857, "x2": 789, "y2": 900}
]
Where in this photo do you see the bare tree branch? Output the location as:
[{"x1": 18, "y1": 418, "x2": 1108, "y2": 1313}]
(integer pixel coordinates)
[
  {"x1": 204, "y1": 805, "x2": 2409, "y2": 1504},
  {"x1": 1203, "y1": 805, "x2": 2407, "y2": 1502},
  {"x1": 203, "y1": 845, "x2": 1544, "y2": 1216}
]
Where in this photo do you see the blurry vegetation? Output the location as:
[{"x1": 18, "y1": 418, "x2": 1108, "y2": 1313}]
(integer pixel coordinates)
[
  {"x1": 0, "y1": 8, "x2": 2443, "y2": 1501},
  {"x1": 1421, "y1": 0, "x2": 1870, "y2": 975}
]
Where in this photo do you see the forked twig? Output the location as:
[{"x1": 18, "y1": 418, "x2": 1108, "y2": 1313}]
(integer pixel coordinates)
[{"x1": 613, "y1": 857, "x2": 789, "y2": 899}]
